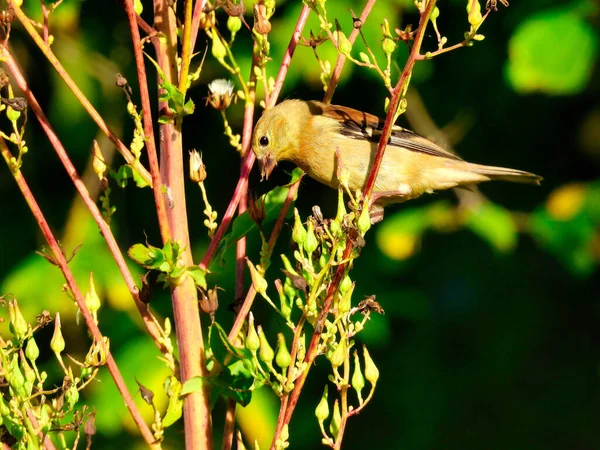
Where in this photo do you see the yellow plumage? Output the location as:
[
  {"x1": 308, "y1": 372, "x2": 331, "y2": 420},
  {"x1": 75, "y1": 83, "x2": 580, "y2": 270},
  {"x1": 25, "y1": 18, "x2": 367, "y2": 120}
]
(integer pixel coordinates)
[{"x1": 252, "y1": 99, "x2": 541, "y2": 208}]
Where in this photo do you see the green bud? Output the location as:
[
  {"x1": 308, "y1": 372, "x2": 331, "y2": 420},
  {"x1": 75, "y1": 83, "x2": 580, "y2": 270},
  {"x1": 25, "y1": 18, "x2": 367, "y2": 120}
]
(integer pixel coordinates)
[
  {"x1": 247, "y1": 259, "x2": 268, "y2": 296},
  {"x1": 0, "y1": 394, "x2": 10, "y2": 416},
  {"x1": 357, "y1": 206, "x2": 371, "y2": 235},
  {"x1": 20, "y1": 353, "x2": 35, "y2": 386},
  {"x1": 315, "y1": 385, "x2": 330, "y2": 423},
  {"x1": 338, "y1": 282, "x2": 354, "y2": 315},
  {"x1": 467, "y1": 0, "x2": 482, "y2": 26},
  {"x1": 381, "y1": 19, "x2": 396, "y2": 55},
  {"x1": 329, "y1": 399, "x2": 341, "y2": 437},
  {"x1": 339, "y1": 274, "x2": 352, "y2": 295},
  {"x1": 50, "y1": 313, "x2": 65, "y2": 355},
  {"x1": 303, "y1": 220, "x2": 319, "y2": 255},
  {"x1": 257, "y1": 326, "x2": 274, "y2": 364},
  {"x1": 280, "y1": 254, "x2": 299, "y2": 276},
  {"x1": 65, "y1": 385, "x2": 79, "y2": 409},
  {"x1": 8, "y1": 299, "x2": 28, "y2": 341},
  {"x1": 363, "y1": 346, "x2": 379, "y2": 385},
  {"x1": 7, "y1": 354, "x2": 26, "y2": 398},
  {"x1": 473, "y1": 34, "x2": 485, "y2": 41},
  {"x1": 85, "y1": 271, "x2": 101, "y2": 320},
  {"x1": 328, "y1": 339, "x2": 346, "y2": 369},
  {"x1": 25, "y1": 337, "x2": 39, "y2": 362},
  {"x1": 351, "y1": 351, "x2": 365, "y2": 404},
  {"x1": 292, "y1": 209, "x2": 307, "y2": 245},
  {"x1": 334, "y1": 30, "x2": 352, "y2": 56},
  {"x1": 227, "y1": 16, "x2": 242, "y2": 34},
  {"x1": 211, "y1": 34, "x2": 227, "y2": 61},
  {"x1": 275, "y1": 333, "x2": 292, "y2": 369},
  {"x1": 246, "y1": 313, "x2": 260, "y2": 353},
  {"x1": 359, "y1": 52, "x2": 370, "y2": 65}
]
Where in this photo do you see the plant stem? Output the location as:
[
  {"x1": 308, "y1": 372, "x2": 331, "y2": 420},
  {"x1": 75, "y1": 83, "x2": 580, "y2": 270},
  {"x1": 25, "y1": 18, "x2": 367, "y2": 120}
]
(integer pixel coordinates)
[
  {"x1": 153, "y1": 0, "x2": 213, "y2": 447},
  {"x1": 323, "y1": 0, "x2": 377, "y2": 104},
  {"x1": 4, "y1": 49, "x2": 169, "y2": 358},
  {"x1": 0, "y1": 137, "x2": 160, "y2": 450},
  {"x1": 9, "y1": 1, "x2": 153, "y2": 187},
  {"x1": 123, "y1": 0, "x2": 172, "y2": 243},
  {"x1": 178, "y1": 0, "x2": 195, "y2": 93}
]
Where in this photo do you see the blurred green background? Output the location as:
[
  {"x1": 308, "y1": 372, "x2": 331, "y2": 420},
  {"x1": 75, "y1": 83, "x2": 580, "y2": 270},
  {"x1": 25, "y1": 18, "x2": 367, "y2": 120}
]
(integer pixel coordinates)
[{"x1": 1, "y1": 0, "x2": 599, "y2": 448}]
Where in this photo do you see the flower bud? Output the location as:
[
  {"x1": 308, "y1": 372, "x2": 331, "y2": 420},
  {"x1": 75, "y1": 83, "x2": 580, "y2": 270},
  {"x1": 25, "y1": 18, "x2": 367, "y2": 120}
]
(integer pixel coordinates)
[
  {"x1": 381, "y1": 19, "x2": 396, "y2": 55},
  {"x1": 207, "y1": 79, "x2": 235, "y2": 111},
  {"x1": 25, "y1": 337, "x2": 39, "y2": 362},
  {"x1": 280, "y1": 254, "x2": 299, "y2": 277},
  {"x1": 296, "y1": 332, "x2": 306, "y2": 363},
  {"x1": 189, "y1": 150, "x2": 207, "y2": 183},
  {"x1": 227, "y1": 16, "x2": 242, "y2": 35},
  {"x1": 257, "y1": 326, "x2": 274, "y2": 364},
  {"x1": 246, "y1": 313, "x2": 260, "y2": 353},
  {"x1": 247, "y1": 259, "x2": 268, "y2": 297},
  {"x1": 65, "y1": 385, "x2": 79, "y2": 409},
  {"x1": 303, "y1": 220, "x2": 319, "y2": 255},
  {"x1": 328, "y1": 339, "x2": 346, "y2": 369},
  {"x1": 199, "y1": 10, "x2": 216, "y2": 30},
  {"x1": 359, "y1": 52, "x2": 370, "y2": 64},
  {"x1": 357, "y1": 205, "x2": 371, "y2": 235},
  {"x1": 253, "y1": 4, "x2": 271, "y2": 35},
  {"x1": 351, "y1": 350, "x2": 365, "y2": 404},
  {"x1": 8, "y1": 299, "x2": 28, "y2": 341},
  {"x1": 467, "y1": 0, "x2": 483, "y2": 27},
  {"x1": 334, "y1": 28, "x2": 352, "y2": 56},
  {"x1": 338, "y1": 282, "x2": 354, "y2": 315},
  {"x1": 292, "y1": 209, "x2": 307, "y2": 245},
  {"x1": 363, "y1": 346, "x2": 379, "y2": 385},
  {"x1": 50, "y1": 313, "x2": 65, "y2": 356},
  {"x1": 20, "y1": 353, "x2": 35, "y2": 387},
  {"x1": 92, "y1": 140, "x2": 107, "y2": 181},
  {"x1": 275, "y1": 333, "x2": 292, "y2": 369},
  {"x1": 211, "y1": 35, "x2": 227, "y2": 61},
  {"x1": 329, "y1": 399, "x2": 341, "y2": 437},
  {"x1": 85, "y1": 272, "x2": 101, "y2": 321},
  {"x1": 315, "y1": 385, "x2": 330, "y2": 423}
]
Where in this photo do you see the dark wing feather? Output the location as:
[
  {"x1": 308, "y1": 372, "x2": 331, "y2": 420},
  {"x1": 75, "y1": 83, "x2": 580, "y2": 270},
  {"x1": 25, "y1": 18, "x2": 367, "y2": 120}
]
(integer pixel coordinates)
[{"x1": 314, "y1": 101, "x2": 462, "y2": 161}]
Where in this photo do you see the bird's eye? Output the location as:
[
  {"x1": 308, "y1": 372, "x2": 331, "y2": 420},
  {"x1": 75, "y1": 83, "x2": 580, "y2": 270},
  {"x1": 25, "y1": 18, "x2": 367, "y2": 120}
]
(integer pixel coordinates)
[{"x1": 259, "y1": 136, "x2": 269, "y2": 147}]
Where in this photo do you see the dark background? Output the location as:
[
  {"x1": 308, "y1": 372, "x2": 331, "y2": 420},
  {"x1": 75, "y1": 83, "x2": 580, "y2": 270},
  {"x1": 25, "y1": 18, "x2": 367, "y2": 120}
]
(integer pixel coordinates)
[{"x1": 1, "y1": 0, "x2": 599, "y2": 449}]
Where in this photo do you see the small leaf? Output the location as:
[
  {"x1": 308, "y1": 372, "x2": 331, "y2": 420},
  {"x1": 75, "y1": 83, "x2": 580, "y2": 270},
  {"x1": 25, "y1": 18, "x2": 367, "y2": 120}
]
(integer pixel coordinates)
[
  {"x1": 127, "y1": 243, "x2": 167, "y2": 270},
  {"x1": 180, "y1": 376, "x2": 204, "y2": 396},
  {"x1": 187, "y1": 266, "x2": 207, "y2": 290}
]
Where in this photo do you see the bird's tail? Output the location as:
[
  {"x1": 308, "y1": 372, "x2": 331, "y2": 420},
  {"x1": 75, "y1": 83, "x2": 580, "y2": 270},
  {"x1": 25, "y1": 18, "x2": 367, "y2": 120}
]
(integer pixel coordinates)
[{"x1": 462, "y1": 162, "x2": 543, "y2": 185}]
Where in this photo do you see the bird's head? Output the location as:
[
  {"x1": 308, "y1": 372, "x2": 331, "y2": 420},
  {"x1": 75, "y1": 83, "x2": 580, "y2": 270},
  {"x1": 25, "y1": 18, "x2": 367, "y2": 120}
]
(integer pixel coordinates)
[{"x1": 252, "y1": 100, "x2": 303, "y2": 180}]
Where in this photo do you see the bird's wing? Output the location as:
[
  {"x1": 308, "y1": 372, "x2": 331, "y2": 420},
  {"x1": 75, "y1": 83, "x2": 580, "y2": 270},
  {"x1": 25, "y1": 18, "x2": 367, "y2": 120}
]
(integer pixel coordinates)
[{"x1": 318, "y1": 103, "x2": 463, "y2": 161}]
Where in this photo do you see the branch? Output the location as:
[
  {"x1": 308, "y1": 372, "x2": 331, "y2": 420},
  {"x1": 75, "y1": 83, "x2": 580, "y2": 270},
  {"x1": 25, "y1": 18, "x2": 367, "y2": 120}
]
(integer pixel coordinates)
[
  {"x1": 0, "y1": 137, "x2": 160, "y2": 449},
  {"x1": 9, "y1": 1, "x2": 153, "y2": 187}
]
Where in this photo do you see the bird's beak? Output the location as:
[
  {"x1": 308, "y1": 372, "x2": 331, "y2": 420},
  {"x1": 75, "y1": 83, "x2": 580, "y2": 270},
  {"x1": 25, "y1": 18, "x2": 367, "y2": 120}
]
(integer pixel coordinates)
[{"x1": 258, "y1": 152, "x2": 277, "y2": 181}]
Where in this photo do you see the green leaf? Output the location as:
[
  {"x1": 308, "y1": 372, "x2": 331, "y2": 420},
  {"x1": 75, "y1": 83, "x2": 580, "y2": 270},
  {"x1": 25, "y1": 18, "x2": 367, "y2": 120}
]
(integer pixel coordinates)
[
  {"x1": 505, "y1": 6, "x2": 598, "y2": 95},
  {"x1": 465, "y1": 202, "x2": 517, "y2": 253},
  {"x1": 187, "y1": 266, "x2": 207, "y2": 290},
  {"x1": 110, "y1": 165, "x2": 133, "y2": 188},
  {"x1": 209, "y1": 322, "x2": 248, "y2": 366},
  {"x1": 180, "y1": 376, "x2": 204, "y2": 396},
  {"x1": 162, "y1": 376, "x2": 183, "y2": 427},
  {"x1": 127, "y1": 243, "x2": 168, "y2": 271}
]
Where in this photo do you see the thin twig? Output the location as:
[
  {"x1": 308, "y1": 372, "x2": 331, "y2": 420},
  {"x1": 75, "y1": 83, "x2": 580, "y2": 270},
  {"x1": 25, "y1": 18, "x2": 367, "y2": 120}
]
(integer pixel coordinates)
[
  {"x1": 0, "y1": 138, "x2": 160, "y2": 450},
  {"x1": 323, "y1": 0, "x2": 377, "y2": 104},
  {"x1": 4, "y1": 49, "x2": 169, "y2": 358},
  {"x1": 9, "y1": 1, "x2": 153, "y2": 187},
  {"x1": 123, "y1": 0, "x2": 172, "y2": 243}
]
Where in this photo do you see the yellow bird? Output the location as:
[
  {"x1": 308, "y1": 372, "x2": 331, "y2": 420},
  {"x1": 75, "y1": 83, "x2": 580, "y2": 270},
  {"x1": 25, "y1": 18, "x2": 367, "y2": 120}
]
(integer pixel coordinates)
[{"x1": 252, "y1": 100, "x2": 541, "y2": 216}]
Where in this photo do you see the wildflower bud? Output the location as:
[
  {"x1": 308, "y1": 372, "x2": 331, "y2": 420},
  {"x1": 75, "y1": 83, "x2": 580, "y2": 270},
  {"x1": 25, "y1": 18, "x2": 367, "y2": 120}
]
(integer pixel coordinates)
[
  {"x1": 92, "y1": 141, "x2": 106, "y2": 181},
  {"x1": 207, "y1": 78, "x2": 235, "y2": 110},
  {"x1": 211, "y1": 35, "x2": 227, "y2": 61},
  {"x1": 328, "y1": 339, "x2": 346, "y2": 369},
  {"x1": 363, "y1": 346, "x2": 379, "y2": 385},
  {"x1": 275, "y1": 279, "x2": 292, "y2": 321},
  {"x1": 357, "y1": 205, "x2": 371, "y2": 235},
  {"x1": 25, "y1": 337, "x2": 39, "y2": 362},
  {"x1": 247, "y1": 259, "x2": 268, "y2": 297},
  {"x1": 50, "y1": 313, "x2": 65, "y2": 355},
  {"x1": 199, "y1": 288, "x2": 219, "y2": 316},
  {"x1": 246, "y1": 313, "x2": 260, "y2": 353},
  {"x1": 253, "y1": 4, "x2": 271, "y2": 35},
  {"x1": 303, "y1": 220, "x2": 319, "y2": 255},
  {"x1": 247, "y1": 193, "x2": 266, "y2": 225},
  {"x1": 473, "y1": 34, "x2": 485, "y2": 41},
  {"x1": 315, "y1": 385, "x2": 330, "y2": 423},
  {"x1": 292, "y1": 209, "x2": 307, "y2": 245},
  {"x1": 333, "y1": 19, "x2": 352, "y2": 56},
  {"x1": 65, "y1": 385, "x2": 79, "y2": 409},
  {"x1": 359, "y1": 52, "x2": 370, "y2": 64},
  {"x1": 20, "y1": 353, "x2": 35, "y2": 387},
  {"x1": 199, "y1": 10, "x2": 216, "y2": 30},
  {"x1": 275, "y1": 333, "x2": 292, "y2": 369},
  {"x1": 8, "y1": 299, "x2": 28, "y2": 342},
  {"x1": 280, "y1": 254, "x2": 299, "y2": 277},
  {"x1": 189, "y1": 150, "x2": 207, "y2": 183},
  {"x1": 227, "y1": 16, "x2": 242, "y2": 35},
  {"x1": 257, "y1": 326, "x2": 274, "y2": 364},
  {"x1": 467, "y1": 0, "x2": 483, "y2": 26},
  {"x1": 351, "y1": 351, "x2": 365, "y2": 404},
  {"x1": 329, "y1": 399, "x2": 341, "y2": 437},
  {"x1": 8, "y1": 355, "x2": 26, "y2": 398},
  {"x1": 85, "y1": 272, "x2": 101, "y2": 321},
  {"x1": 338, "y1": 282, "x2": 354, "y2": 315}
]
